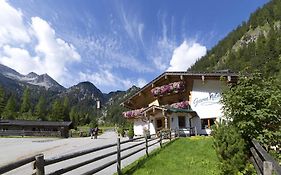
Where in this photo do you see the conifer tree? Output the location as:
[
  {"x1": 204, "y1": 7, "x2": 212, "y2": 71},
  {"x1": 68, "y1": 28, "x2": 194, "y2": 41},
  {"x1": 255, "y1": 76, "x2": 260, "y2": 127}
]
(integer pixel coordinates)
[
  {"x1": 49, "y1": 99, "x2": 64, "y2": 121},
  {"x1": 63, "y1": 97, "x2": 70, "y2": 121},
  {"x1": 20, "y1": 88, "x2": 31, "y2": 114},
  {"x1": 34, "y1": 95, "x2": 47, "y2": 120},
  {"x1": 2, "y1": 95, "x2": 16, "y2": 120},
  {"x1": 0, "y1": 86, "x2": 5, "y2": 117}
]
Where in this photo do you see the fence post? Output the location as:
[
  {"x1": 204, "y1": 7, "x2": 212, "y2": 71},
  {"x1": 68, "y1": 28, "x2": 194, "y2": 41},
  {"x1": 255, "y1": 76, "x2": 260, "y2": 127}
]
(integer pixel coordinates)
[
  {"x1": 195, "y1": 126, "x2": 197, "y2": 136},
  {"x1": 169, "y1": 129, "x2": 171, "y2": 141},
  {"x1": 263, "y1": 161, "x2": 273, "y2": 175},
  {"x1": 117, "y1": 138, "x2": 121, "y2": 175},
  {"x1": 160, "y1": 131, "x2": 162, "y2": 148},
  {"x1": 35, "y1": 154, "x2": 45, "y2": 175},
  {"x1": 145, "y1": 135, "x2": 149, "y2": 157}
]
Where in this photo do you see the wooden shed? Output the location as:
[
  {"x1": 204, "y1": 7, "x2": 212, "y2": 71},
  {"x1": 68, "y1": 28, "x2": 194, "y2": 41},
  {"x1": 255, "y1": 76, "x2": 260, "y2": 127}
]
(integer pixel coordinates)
[{"x1": 0, "y1": 120, "x2": 73, "y2": 138}]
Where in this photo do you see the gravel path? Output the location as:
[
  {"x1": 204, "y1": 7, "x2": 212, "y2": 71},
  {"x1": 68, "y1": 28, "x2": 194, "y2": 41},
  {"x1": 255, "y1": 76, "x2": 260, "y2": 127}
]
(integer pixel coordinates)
[{"x1": 0, "y1": 131, "x2": 161, "y2": 175}]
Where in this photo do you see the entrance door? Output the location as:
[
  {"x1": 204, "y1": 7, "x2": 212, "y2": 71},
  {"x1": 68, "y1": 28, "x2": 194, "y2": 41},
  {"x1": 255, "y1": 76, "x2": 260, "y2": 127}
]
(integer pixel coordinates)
[
  {"x1": 178, "y1": 116, "x2": 186, "y2": 128},
  {"x1": 156, "y1": 118, "x2": 163, "y2": 131}
]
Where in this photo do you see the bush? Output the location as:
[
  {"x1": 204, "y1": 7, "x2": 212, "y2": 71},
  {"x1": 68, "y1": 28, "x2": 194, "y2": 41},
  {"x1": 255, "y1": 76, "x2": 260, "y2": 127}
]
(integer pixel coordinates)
[
  {"x1": 117, "y1": 127, "x2": 125, "y2": 137},
  {"x1": 128, "y1": 124, "x2": 134, "y2": 139},
  {"x1": 212, "y1": 122, "x2": 247, "y2": 174}
]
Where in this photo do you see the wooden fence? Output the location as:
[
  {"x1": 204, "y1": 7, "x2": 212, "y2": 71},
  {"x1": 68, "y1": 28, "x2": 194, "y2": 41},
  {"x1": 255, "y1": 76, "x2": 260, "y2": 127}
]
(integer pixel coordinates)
[
  {"x1": 250, "y1": 139, "x2": 281, "y2": 175},
  {"x1": 0, "y1": 130, "x2": 176, "y2": 175}
]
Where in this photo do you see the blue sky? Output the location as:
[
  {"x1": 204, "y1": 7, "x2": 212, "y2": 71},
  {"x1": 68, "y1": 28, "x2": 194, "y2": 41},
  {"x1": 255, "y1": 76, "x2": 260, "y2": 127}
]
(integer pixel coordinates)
[{"x1": 0, "y1": 0, "x2": 268, "y2": 92}]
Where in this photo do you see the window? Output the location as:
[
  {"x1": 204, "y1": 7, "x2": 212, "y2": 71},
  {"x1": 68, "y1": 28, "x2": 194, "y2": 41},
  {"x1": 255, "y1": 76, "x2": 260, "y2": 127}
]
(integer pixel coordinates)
[
  {"x1": 201, "y1": 118, "x2": 215, "y2": 129},
  {"x1": 178, "y1": 116, "x2": 186, "y2": 128}
]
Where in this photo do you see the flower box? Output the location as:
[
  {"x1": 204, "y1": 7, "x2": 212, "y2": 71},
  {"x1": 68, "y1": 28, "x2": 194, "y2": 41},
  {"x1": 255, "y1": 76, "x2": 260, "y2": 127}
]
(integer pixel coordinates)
[
  {"x1": 122, "y1": 108, "x2": 144, "y2": 118},
  {"x1": 170, "y1": 101, "x2": 189, "y2": 109},
  {"x1": 151, "y1": 81, "x2": 185, "y2": 96}
]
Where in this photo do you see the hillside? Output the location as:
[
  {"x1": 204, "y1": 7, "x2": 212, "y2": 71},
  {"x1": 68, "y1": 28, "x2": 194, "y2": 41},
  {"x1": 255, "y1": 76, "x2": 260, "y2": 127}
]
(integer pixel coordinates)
[
  {"x1": 0, "y1": 64, "x2": 139, "y2": 125},
  {"x1": 190, "y1": 0, "x2": 281, "y2": 78}
]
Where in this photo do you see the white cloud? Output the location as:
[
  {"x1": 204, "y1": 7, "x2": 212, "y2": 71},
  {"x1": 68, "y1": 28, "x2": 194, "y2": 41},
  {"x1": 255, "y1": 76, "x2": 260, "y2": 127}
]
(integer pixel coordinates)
[
  {"x1": 167, "y1": 41, "x2": 207, "y2": 71},
  {"x1": 0, "y1": 0, "x2": 30, "y2": 46},
  {"x1": 0, "y1": 1, "x2": 81, "y2": 86},
  {"x1": 79, "y1": 70, "x2": 132, "y2": 92},
  {"x1": 79, "y1": 70, "x2": 148, "y2": 92},
  {"x1": 136, "y1": 78, "x2": 147, "y2": 88}
]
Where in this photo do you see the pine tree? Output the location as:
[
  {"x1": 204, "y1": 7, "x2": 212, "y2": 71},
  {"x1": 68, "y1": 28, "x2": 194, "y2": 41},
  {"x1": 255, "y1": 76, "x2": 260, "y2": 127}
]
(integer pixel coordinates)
[
  {"x1": 2, "y1": 95, "x2": 16, "y2": 120},
  {"x1": 34, "y1": 95, "x2": 47, "y2": 120},
  {"x1": 69, "y1": 106, "x2": 79, "y2": 128},
  {"x1": 49, "y1": 99, "x2": 64, "y2": 121},
  {"x1": 63, "y1": 97, "x2": 70, "y2": 121},
  {"x1": 0, "y1": 86, "x2": 5, "y2": 117},
  {"x1": 20, "y1": 88, "x2": 31, "y2": 114}
]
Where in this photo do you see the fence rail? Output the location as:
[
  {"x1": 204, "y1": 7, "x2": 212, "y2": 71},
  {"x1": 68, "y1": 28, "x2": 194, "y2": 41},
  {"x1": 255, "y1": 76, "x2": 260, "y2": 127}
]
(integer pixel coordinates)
[
  {"x1": 250, "y1": 139, "x2": 281, "y2": 175},
  {"x1": 0, "y1": 130, "x2": 176, "y2": 175}
]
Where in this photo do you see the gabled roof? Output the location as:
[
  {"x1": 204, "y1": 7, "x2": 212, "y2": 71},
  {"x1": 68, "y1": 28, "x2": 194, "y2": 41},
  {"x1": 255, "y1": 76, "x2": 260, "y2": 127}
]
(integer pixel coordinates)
[
  {"x1": 123, "y1": 71, "x2": 238, "y2": 109},
  {"x1": 0, "y1": 120, "x2": 72, "y2": 127}
]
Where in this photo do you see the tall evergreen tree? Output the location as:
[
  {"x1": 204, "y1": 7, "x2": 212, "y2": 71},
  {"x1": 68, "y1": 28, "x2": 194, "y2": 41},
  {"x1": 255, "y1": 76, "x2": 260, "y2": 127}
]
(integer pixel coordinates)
[
  {"x1": 20, "y1": 88, "x2": 31, "y2": 114},
  {"x1": 34, "y1": 95, "x2": 47, "y2": 120},
  {"x1": 63, "y1": 97, "x2": 70, "y2": 121},
  {"x1": 69, "y1": 106, "x2": 79, "y2": 128},
  {"x1": 0, "y1": 86, "x2": 5, "y2": 117},
  {"x1": 49, "y1": 99, "x2": 64, "y2": 121},
  {"x1": 2, "y1": 95, "x2": 16, "y2": 120}
]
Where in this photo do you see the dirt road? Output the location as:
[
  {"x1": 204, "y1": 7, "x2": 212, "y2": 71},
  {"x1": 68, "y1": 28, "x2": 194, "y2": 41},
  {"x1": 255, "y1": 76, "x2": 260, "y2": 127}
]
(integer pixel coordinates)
[{"x1": 0, "y1": 131, "x2": 160, "y2": 175}]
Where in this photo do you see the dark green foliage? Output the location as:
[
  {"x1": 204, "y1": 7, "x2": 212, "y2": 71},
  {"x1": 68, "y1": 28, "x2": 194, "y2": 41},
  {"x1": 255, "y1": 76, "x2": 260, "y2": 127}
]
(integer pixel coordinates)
[
  {"x1": 20, "y1": 88, "x2": 31, "y2": 114},
  {"x1": 2, "y1": 95, "x2": 16, "y2": 120},
  {"x1": 69, "y1": 106, "x2": 79, "y2": 128},
  {"x1": 128, "y1": 123, "x2": 134, "y2": 138},
  {"x1": 222, "y1": 73, "x2": 281, "y2": 149},
  {"x1": 89, "y1": 119, "x2": 98, "y2": 128},
  {"x1": 212, "y1": 122, "x2": 247, "y2": 174},
  {"x1": 63, "y1": 97, "x2": 70, "y2": 121},
  {"x1": 0, "y1": 86, "x2": 5, "y2": 116},
  {"x1": 49, "y1": 99, "x2": 64, "y2": 121},
  {"x1": 34, "y1": 95, "x2": 47, "y2": 120}
]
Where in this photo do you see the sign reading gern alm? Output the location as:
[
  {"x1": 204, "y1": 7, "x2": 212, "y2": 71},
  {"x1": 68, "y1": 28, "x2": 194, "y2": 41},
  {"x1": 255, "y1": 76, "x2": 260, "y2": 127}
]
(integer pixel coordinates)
[{"x1": 190, "y1": 80, "x2": 224, "y2": 119}]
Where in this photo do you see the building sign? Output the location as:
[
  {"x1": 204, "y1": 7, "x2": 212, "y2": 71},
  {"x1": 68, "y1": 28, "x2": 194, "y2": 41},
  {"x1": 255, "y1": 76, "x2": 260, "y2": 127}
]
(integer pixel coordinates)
[
  {"x1": 193, "y1": 92, "x2": 221, "y2": 107},
  {"x1": 190, "y1": 80, "x2": 224, "y2": 119}
]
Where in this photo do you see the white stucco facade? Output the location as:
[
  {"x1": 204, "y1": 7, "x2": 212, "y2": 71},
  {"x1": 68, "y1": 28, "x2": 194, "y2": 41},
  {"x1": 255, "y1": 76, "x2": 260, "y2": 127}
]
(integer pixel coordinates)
[{"x1": 131, "y1": 77, "x2": 231, "y2": 136}]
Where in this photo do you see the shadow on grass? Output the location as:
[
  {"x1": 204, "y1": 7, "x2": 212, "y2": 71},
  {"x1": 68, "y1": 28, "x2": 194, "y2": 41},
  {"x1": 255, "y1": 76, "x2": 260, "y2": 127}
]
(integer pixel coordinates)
[{"x1": 121, "y1": 138, "x2": 179, "y2": 175}]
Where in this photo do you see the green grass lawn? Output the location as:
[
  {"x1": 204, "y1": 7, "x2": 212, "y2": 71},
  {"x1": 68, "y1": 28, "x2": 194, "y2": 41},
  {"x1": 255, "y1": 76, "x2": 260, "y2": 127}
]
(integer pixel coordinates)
[{"x1": 122, "y1": 136, "x2": 220, "y2": 175}]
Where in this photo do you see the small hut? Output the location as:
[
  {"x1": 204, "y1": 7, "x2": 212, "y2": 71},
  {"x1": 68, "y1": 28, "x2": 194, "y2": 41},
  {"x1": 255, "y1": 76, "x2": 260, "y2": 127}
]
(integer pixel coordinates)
[{"x1": 0, "y1": 120, "x2": 73, "y2": 138}]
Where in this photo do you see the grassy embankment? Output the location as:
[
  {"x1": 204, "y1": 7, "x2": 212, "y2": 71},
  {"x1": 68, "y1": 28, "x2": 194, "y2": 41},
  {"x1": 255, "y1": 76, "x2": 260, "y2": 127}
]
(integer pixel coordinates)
[{"x1": 121, "y1": 136, "x2": 220, "y2": 175}]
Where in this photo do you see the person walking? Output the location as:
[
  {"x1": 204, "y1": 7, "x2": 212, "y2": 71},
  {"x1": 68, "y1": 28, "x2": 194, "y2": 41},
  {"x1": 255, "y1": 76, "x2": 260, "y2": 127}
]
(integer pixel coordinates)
[{"x1": 94, "y1": 126, "x2": 99, "y2": 139}]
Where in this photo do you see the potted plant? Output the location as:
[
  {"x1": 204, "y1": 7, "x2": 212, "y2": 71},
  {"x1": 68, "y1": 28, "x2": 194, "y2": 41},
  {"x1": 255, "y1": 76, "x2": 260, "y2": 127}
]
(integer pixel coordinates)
[{"x1": 128, "y1": 124, "x2": 134, "y2": 140}]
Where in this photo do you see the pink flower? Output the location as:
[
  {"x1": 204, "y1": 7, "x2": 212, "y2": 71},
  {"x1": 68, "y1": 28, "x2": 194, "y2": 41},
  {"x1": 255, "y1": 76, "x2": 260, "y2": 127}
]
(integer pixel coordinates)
[{"x1": 151, "y1": 81, "x2": 185, "y2": 96}]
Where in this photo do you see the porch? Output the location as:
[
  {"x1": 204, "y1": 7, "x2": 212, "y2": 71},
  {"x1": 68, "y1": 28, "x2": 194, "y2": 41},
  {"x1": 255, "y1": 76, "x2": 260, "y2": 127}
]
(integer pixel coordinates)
[{"x1": 134, "y1": 105, "x2": 199, "y2": 136}]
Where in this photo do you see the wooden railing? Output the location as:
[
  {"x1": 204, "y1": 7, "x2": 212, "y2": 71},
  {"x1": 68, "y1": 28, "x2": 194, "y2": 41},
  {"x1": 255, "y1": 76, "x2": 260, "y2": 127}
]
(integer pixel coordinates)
[
  {"x1": 0, "y1": 130, "x2": 176, "y2": 175},
  {"x1": 250, "y1": 139, "x2": 281, "y2": 175}
]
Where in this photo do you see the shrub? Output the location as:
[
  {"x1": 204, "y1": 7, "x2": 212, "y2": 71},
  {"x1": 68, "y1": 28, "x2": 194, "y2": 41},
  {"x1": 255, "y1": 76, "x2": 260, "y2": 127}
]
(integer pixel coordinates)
[
  {"x1": 117, "y1": 127, "x2": 125, "y2": 137},
  {"x1": 127, "y1": 124, "x2": 134, "y2": 139},
  {"x1": 212, "y1": 122, "x2": 247, "y2": 174}
]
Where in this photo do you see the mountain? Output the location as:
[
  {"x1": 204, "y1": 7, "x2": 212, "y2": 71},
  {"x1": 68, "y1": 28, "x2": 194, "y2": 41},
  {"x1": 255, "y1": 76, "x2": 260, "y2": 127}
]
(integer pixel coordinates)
[
  {"x1": 0, "y1": 64, "x2": 65, "y2": 92},
  {"x1": 103, "y1": 85, "x2": 140, "y2": 124},
  {"x1": 190, "y1": 0, "x2": 281, "y2": 78},
  {"x1": 0, "y1": 63, "x2": 139, "y2": 125},
  {"x1": 60, "y1": 81, "x2": 105, "y2": 107}
]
